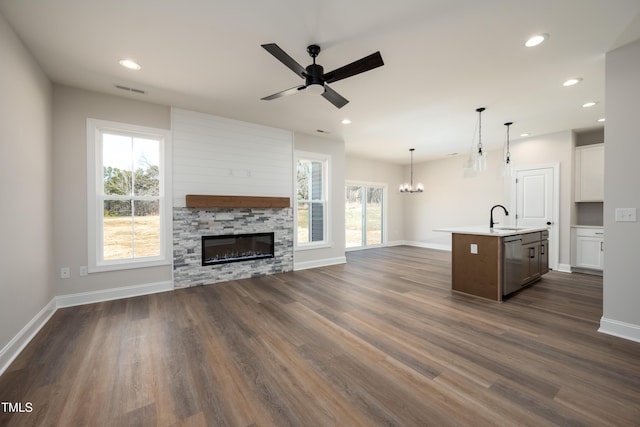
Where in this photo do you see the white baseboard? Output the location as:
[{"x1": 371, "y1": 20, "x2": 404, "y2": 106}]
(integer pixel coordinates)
[
  {"x1": 403, "y1": 240, "x2": 452, "y2": 251},
  {"x1": 55, "y1": 280, "x2": 174, "y2": 308},
  {"x1": 371, "y1": 240, "x2": 452, "y2": 251},
  {"x1": 599, "y1": 317, "x2": 640, "y2": 343},
  {"x1": 0, "y1": 298, "x2": 57, "y2": 377},
  {"x1": 294, "y1": 256, "x2": 347, "y2": 271},
  {"x1": 556, "y1": 263, "x2": 573, "y2": 273}
]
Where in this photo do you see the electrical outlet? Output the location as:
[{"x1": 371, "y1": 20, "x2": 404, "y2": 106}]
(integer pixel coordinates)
[
  {"x1": 470, "y1": 243, "x2": 478, "y2": 254},
  {"x1": 60, "y1": 267, "x2": 71, "y2": 279},
  {"x1": 80, "y1": 266, "x2": 88, "y2": 277}
]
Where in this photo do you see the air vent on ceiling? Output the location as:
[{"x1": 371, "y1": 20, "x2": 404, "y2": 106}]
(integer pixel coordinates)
[{"x1": 114, "y1": 84, "x2": 146, "y2": 95}]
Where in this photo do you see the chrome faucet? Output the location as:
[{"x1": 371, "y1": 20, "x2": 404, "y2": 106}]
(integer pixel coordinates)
[{"x1": 490, "y1": 204, "x2": 509, "y2": 228}]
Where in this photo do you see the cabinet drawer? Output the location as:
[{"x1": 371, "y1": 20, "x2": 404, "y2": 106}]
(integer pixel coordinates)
[
  {"x1": 521, "y1": 232, "x2": 541, "y2": 245},
  {"x1": 575, "y1": 228, "x2": 604, "y2": 238}
]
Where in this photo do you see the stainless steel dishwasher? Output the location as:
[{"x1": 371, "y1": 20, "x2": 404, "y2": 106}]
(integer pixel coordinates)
[{"x1": 503, "y1": 235, "x2": 523, "y2": 296}]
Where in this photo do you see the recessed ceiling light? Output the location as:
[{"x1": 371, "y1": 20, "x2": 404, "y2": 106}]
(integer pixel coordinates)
[
  {"x1": 520, "y1": 133, "x2": 530, "y2": 137},
  {"x1": 119, "y1": 59, "x2": 141, "y2": 70},
  {"x1": 582, "y1": 101, "x2": 598, "y2": 108},
  {"x1": 563, "y1": 78, "x2": 583, "y2": 87},
  {"x1": 597, "y1": 118, "x2": 606, "y2": 122},
  {"x1": 341, "y1": 118, "x2": 352, "y2": 125},
  {"x1": 525, "y1": 34, "x2": 548, "y2": 47}
]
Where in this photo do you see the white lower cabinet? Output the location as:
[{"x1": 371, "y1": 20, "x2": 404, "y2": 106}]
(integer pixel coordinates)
[{"x1": 572, "y1": 227, "x2": 604, "y2": 271}]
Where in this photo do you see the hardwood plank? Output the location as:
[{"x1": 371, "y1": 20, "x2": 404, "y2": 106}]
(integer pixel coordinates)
[{"x1": 1, "y1": 246, "x2": 640, "y2": 426}]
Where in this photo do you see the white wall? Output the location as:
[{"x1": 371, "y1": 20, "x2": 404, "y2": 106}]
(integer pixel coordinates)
[
  {"x1": 0, "y1": 14, "x2": 54, "y2": 352},
  {"x1": 345, "y1": 156, "x2": 405, "y2": 244},
  {"x1": 601, "y1": 38, "x2": 640, "y2": 342},
  {"x1": 52, "y1": 85, "x2": 173, "y2": 295},
  {"x1": 172, "y1": 108, "x2": 293, "y2": 206},
  {"x1": 294, "y1": 133, "x2": 346, "y2": 268}
]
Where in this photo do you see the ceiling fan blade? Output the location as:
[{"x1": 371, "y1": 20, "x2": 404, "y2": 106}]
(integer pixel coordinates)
[
  {"x1": 261, "y1": 85, "x2": 306, "y2": 101},
  {"x1": 322, "y1": 85, "x2": 349, "y2": 109},
  {"x1": 323, "y1": 51, "x2": 384, "y2": 84},
  {"x1": 261, "y1": 43, "x2": 306, "y2": 78}
]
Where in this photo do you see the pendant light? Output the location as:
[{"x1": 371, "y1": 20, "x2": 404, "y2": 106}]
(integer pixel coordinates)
[
  {"x1": 503, "y1": 122, "x2": 513, "y2": 177},
  {"x1": 474, "y1": 107, "x2": 487, "y2": 172},
  {"x1": 399, "y1": 148, "x2": 423, "y2": 193}
]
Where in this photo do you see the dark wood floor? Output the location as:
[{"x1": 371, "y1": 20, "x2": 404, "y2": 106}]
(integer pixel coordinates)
[{"x1": 1, "y1": 246, "x2": 639, "y2": 426}]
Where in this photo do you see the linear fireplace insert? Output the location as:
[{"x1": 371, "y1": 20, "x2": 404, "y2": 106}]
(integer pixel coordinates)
[{"x1": 201, "y1": 232, "x2": 275, "y2": 266}]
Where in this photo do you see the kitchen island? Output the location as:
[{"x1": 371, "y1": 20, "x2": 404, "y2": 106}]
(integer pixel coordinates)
[{"x1": 436, "y1": 226, "x2": 549, "y2": 301}]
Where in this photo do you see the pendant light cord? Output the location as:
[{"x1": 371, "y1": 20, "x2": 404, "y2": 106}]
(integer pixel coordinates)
[
  {"x1": 505, "y1": 122, "x2": 513, "y2": 164},
  {"x1": 410, "y1": 148, "x2": 414, "y2": 188},
  {"x1": 476, "y1": 107, "x2": 485, "y2": 155}
]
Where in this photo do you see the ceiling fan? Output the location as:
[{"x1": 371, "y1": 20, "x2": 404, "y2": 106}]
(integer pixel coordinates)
[{"x1": 260, "y1": 43, "x2": 384, "y2": 109}]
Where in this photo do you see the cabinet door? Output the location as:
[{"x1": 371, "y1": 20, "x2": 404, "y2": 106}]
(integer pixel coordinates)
[
  {"x1": 575, "y1": 144, "x2": 604, "y2": 201},
  {"x1": 522, "y1": 243, "x2": 541, "y2": 284},
  {"x1": 540, "y1": 240, "x2": 549, "y2": 275},
  {"x1": 575, "y1": 236, "x2": 604, "y2": 270}
]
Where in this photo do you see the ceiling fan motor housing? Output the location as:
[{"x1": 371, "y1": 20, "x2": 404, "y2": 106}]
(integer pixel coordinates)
[{"x1": 305, "y1": 63, "x2": 324, "y2": 86}]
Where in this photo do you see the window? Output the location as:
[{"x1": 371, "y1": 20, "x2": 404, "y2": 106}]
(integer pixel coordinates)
[
  {"x1": 345, "y1": 183, "x2": 385, "y2": 249},
  {"x1": 87, "y1": 119, "x2": 172, "y2": 272},
  {"x1": 295, "y1": 152, "x2": 328, "y2": 248}
]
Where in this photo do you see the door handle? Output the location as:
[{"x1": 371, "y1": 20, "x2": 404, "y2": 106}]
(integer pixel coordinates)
[
  {"x1": 540, "y1": 244, "x2": 545, "y2": 255},
  {"x1": 530, "y1": 247, "x2": 536, "y2": 259},
  {"x1": 546, "y1": 221, "x2": 552, "y2": 226},
  {"x1": 601, "y1": 241, "x2": 604, "y2": 251}
]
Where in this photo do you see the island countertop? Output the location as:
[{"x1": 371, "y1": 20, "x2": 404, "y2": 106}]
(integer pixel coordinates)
[{"x1": 435, "y1": 225, "x2": 548, "y2": 237}]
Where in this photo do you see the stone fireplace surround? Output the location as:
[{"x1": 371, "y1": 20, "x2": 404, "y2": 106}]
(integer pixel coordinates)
[{"x1": 173, "y1": 206, "x2": 293, "y2": 288}]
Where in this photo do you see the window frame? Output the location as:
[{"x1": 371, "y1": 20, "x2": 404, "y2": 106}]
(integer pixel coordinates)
[
  {"x1": 294, "y1": 150, "x2": 330, "y2": 250},
  {"x1": 86, "y1": 118, "x2": 172, "y2": 272}
]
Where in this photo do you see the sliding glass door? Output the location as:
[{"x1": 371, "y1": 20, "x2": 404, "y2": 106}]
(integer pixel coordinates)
[{"x1": 345, "y1": 183, "x2": 385, "y2": 249}]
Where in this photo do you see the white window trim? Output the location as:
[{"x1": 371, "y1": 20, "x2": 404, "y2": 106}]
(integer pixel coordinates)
[
  {"x1": 345, "y1": 180, "x2": 388, "y2": 251},
  {"x1": 86, "y1": 118, "x2": 172, "y2": 273},
  {"x1": 294, "y1": 150, "x2": 330, "y2": 250}
]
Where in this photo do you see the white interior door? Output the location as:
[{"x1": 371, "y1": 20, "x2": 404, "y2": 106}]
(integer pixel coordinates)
[{"x1": 512, "y1": 165, "x2": 559, "y2": 270}]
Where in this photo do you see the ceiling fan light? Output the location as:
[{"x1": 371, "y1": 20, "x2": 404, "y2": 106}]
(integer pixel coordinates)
[{"x1": 306, "y1": 84, "x2": 324, "y2": 95}]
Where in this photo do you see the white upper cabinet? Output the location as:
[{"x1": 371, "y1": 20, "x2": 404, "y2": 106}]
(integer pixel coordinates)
[{"x1": 575, "y1": 143, "x2": 604, "y2": 202}]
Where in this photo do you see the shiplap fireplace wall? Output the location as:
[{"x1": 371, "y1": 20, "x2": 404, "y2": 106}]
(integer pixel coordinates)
[{"x1": 171, "y1": 108, "x2": 294, "y2": 287}]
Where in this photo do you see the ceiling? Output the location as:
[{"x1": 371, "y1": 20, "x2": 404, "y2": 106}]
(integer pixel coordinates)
[{"x1": 2, "y1": 0, "x2": 639, "y2": 165}]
